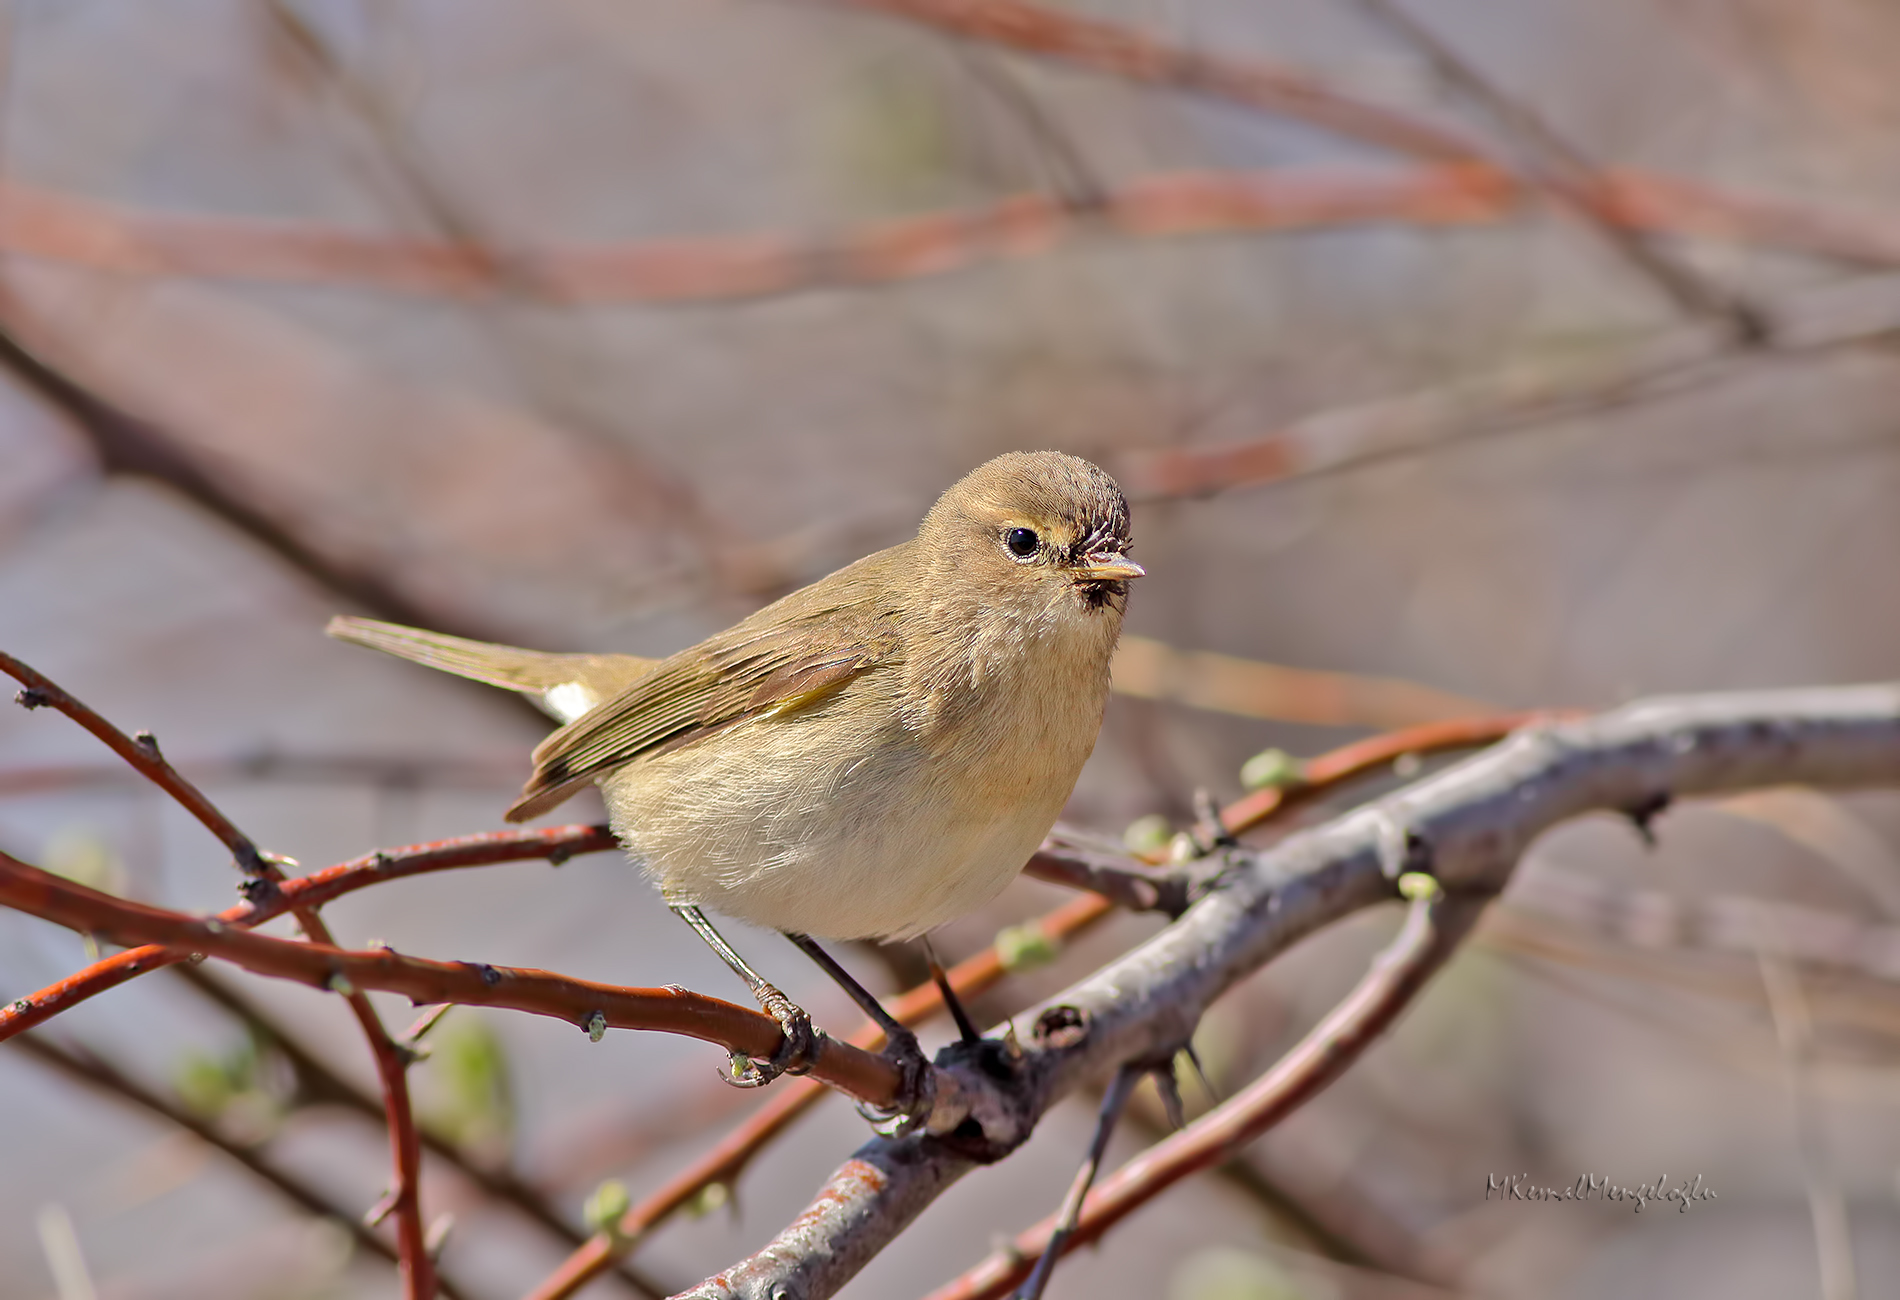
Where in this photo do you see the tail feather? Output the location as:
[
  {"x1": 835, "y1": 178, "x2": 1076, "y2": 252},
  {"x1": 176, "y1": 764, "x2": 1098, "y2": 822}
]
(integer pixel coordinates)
[{"x1": 325, "y1": 616, "x2": 655, "y2": 724}]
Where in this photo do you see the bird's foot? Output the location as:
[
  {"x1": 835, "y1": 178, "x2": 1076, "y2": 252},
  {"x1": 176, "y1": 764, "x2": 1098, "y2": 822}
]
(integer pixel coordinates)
[
  {"x1": 856, "y1": 1024, "x2": 937, "y2": 1138},
  {"x1": 722, "y1": 986, "x2": 819, "y2": 1089}
]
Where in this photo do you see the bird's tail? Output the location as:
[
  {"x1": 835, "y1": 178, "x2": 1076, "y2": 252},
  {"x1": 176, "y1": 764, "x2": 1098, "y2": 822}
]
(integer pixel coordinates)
[{"x1": 325, "y1": 616, "x2": 655, "y2": 724}]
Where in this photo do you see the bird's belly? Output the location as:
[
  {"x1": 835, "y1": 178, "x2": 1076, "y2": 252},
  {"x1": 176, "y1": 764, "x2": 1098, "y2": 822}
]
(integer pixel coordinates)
[{"x1": 601, "y1": 695, "x2": 1094, "y2": 940}]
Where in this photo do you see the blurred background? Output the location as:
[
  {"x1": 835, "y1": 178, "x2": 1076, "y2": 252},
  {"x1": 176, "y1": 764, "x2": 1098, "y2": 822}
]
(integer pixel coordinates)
[{"x1": 5, "y1": 0, "x2": 1900, "y2": 1296}]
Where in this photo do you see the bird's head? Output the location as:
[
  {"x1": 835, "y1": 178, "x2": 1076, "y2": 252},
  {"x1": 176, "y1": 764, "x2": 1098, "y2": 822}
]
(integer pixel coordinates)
[{"x1": 919, "y1": 450, "x2": 1142, "y2": 621}]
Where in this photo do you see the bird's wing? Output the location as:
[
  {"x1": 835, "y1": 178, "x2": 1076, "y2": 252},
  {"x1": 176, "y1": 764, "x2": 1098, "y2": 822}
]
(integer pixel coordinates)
[
  {"x1": 505, "y1": 560, "x2": 904, "y2": 822},
  {"x1": 325, "y1": 616, "x2": 657, "y2": 723}
]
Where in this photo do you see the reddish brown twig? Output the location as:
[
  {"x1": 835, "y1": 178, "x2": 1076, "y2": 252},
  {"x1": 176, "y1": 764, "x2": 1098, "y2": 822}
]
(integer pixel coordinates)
[
  {"x1": 827, "y1": 0, "x2": 1479, "y2": 160},
  {"x1": 523, "y1": 891, "x2": 1114, "y2": 1300},
  {"x1": 0, "y1": 824, "x2": 616, "y2": 1040},
  {"x1": 171, "y1": 966, "x2": 667, "y2": 1298},
  {"x1": 3, "y1": 651, "x2": 463, "y2": 1295},
  {"x1": 1357, "y1": 0, "x2": 1764, "y2": 340},
  {"x1": 1110, "y1": 634, "x2": 1492, "y2": 731},
  {"x1": 923, "y1": 889, "x2": 1485, "y2": 1300},
  {"x1": 1110, "y1": 326, "x2": 1731, "y2": 501},
  {"x1": 0, "y1": 850, "x2": 908, "y2": 1109},
  {"x1": 7, "y1": 1031, "x2": 475, "y2": 1300},
  {"x1": 1221, "y1": 710, "x2": 1581, "y2": 836},
  {"x1": 0, "y1": 169, "x2": 1501, "y2": 301},
  {"x1": 11, "y1": 168, "x2": 1900, "y2": 305},
  {"x1": 2, "y1": 650, "x2": 267, "y2": 876},
  {"x1": 291, "y1": 904, "x2": 435, "y2": 1298}
]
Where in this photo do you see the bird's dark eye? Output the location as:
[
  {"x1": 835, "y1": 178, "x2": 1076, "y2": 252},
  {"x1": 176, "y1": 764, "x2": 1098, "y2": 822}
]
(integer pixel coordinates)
[{"x1": 1004, "y1": 527, "x2": 1039, "y2": 559}]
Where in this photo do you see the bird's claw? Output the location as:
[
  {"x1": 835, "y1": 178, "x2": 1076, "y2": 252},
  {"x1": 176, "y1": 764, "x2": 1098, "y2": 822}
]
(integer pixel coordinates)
[
  {"x1": 855, "y1": 1026, "x2": 937, "y2": 1138},
  {"x1": 720, "y1": 987, "x2": 818, "y2": 1089}
]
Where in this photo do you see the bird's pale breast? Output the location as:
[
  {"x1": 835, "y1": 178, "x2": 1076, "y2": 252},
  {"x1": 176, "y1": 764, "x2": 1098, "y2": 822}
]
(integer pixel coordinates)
[{"x1": 602, "y1": 603, "x2": 1116, "y2": 940}]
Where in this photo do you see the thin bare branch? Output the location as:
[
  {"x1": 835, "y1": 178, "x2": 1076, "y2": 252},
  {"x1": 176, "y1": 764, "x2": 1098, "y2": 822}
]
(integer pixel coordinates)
[
  {"x1": 1755, "y1": 932, "x2": 1858, "y2": 1300},
  {"x1": 10, "y1": 168, "x2": 1900, "y2": 304},
  {"x1": 0, "y1": 849, "x2": 910, "y2": 1110},
  {"x1": 1110, "y1": 634, "x2": 1491, "y2": 730},
  {"x1": 1115, "y1": 266, "x2": 1900, "y2": 501},
  {"x1": 0, "y1": 324, "x2": 473, "y2": 638},
  {"x1": 1357, "y1": 0, "x2": 1765, "y2": 340},
  {"x1": 3, "y1": 649, "x2": 447, "y2": 1293},
  {"x1": 822, "y1": 0, "x2": 1480, "y2": 160},
  {"x1": 3, "y1": 650, "x2": 268, "y2": 876},
  {"x1": 171, "y1": 965, "x2": 667, "y2": 1298},
  {"x1": 307, "y1": 916, "x2": 435, "y2": 1300},
  {"x1": 1503, "y1": 869, "x2": 1900, "y2": 986},
  {"x1": 1, "y1": 823, "x2": 615, "y2": 1040}
]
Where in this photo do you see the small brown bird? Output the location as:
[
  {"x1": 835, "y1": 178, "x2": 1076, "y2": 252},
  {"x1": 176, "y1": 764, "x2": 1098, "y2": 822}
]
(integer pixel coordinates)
[{"x1": 328, "y1": 451, "x2": 1141, "y2": 1108}]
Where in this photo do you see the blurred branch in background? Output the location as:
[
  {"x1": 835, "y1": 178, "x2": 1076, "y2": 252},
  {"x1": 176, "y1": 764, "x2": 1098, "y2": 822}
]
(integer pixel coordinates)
[
  {"x1": 9, "y1": 1030, "x2": 480, "y2": 1300},
  {"x1": 6, "y1": 167, "x2": 1900, "y2": 303},
  {"x1": 1115, "y1": 263, "x2": 1900, "y2": 500},
  {"x1": 169, "y1": 964, "x2": 673, "y2": 1298},
  {"x1": 1356, "y1": 0, "x2": 1764, "y2": 339},
  {"x1": 1111, "y1": 633, "x2": 1489, "y2": 730},
  {"x1": 821, "y1": 0, "x2": 1481, "y2": 159}
]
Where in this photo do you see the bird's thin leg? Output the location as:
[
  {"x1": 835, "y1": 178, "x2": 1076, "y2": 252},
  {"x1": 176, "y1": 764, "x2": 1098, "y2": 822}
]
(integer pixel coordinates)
[
  {"x1": 1016, "y1": 1063, "x2": 1143, "y2": 1300},
  {"x1": 669, "y1": 904, "x2": 815, "y2": 1086},
  {"x1": 784, "y1": 933, "x2": 935, "y2": 1131},
  {"x1": 920, "y1": 934, "x2": 982, "y2": 1044},
  {"x1": 782, "y1": 932, "x2": 910, "y2": 1040}
]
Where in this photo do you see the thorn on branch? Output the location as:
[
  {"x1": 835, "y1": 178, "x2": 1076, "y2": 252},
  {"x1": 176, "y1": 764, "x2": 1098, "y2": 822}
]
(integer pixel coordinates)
[
  {"x1": 1625, "y1": 791, "x2": 1673, "y2": 846},
  {"x1": 233, "y1": 844, "x2": 281, "y2": 879},
  {"x1": 426, "y1": 1213, "x2": 455, "y2": 1260},
  {"x1": 402, "y1": 1003, "x2": 453, "y2": 1049},
  {"x1": 1148, "y1": 1061, "x2": 1187, "y2": 1132},
  {"x1": 1179, "y1": 1044, "x2": 1220, "y2": 1107}
]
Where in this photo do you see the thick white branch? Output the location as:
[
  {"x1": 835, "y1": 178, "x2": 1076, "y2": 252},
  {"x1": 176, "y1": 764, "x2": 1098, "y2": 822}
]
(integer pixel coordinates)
[{"x1": 678, "y1": 684, "x2": 1900, "y2": 1300}]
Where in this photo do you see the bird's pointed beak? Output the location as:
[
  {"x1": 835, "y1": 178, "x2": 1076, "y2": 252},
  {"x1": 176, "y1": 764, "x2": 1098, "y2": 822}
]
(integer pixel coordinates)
[{"x1": 1077, "y1": 552, "x2": 1145, "y2": 581}]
